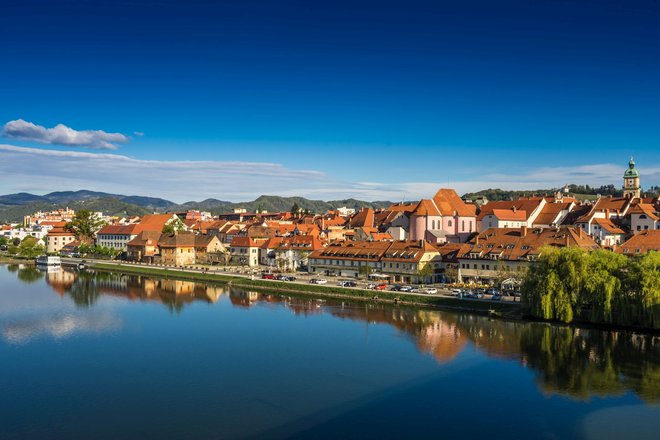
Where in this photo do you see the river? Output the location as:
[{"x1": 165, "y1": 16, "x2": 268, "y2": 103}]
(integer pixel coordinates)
[{"x1": 0, "y1": 264, "x2": 658, "y2": 439}]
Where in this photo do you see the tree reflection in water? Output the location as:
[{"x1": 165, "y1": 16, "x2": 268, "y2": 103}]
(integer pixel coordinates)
[
  {"x1": 34, "y1": 268, "x2": 660, "y2": 403},
  {"x1": 17, "y1": 266, "x2": 44, "y2": 283},
  {"x1": 66, "y1": 272, "x2": 102, "y2": 308}
]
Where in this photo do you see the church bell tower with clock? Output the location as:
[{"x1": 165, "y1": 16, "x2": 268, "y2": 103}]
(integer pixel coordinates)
[{"x1": 622, "y1": 157, "x2": 641, "y2": 199}]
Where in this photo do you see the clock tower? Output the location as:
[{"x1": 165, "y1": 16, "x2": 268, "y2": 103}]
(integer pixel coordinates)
[{"x1": 622, "y1": 157, "x2": 641, "y2": 198}]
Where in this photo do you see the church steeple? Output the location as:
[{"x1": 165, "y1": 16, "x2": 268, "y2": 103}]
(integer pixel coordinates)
[{"x1": 623, "y1": 156, "x2": 641, "y2": 198}]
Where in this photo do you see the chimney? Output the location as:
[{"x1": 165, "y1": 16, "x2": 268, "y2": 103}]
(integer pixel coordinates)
[
  {"x1": 521, "y1": 225, "x2": 527, "y2": 237},
  {"x1": 512, "y1": 206, "x2": 517, "y2": 212}
]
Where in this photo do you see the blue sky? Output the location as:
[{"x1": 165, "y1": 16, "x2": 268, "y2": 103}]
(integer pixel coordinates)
[{"x1": 1, "y1": 0, "x2": 659, "y2": 202}]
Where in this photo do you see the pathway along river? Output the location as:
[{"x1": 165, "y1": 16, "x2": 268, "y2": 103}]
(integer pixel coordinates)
[{"x1": 0, "y1": 264, "x2": 658, "y2": 440}]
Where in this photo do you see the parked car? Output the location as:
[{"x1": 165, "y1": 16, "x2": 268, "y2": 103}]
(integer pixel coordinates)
[
  {"x1": 337, "y1": 280, "x2": 357, "y2": 287},
  {"x1": 409, "y1": 288, "x2": 420, "y2": 293},
  {"x1": 390, "y1": 284, "x2": 403, "y2": 291},
  {"x1": 374, "y1": 283, "x2": 388, "y2": 290},
  {"x1": 262, "y1": 273, "x2": 275, "y2": 279},
  {"x1": 486, "y1": 288, "x2": 500, "y2": 295},
  {"x1": 491, "y1": 294, "x2": 502, "y2": 301},
  {"x1": 399, "y1": 285, "x2": 413, "y2": 292},
  {"x1": 424, "y1": 287, "x2": 438, "y2": 294},
  {"x1": 366, "y1": 283, "x2": 377, "y2": 289},
  {"x1": 310, "y1": 278, "x2": 327, "y2": 285}
]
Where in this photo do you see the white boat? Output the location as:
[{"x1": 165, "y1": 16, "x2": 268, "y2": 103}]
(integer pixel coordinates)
[{"x1": 36, "y1": 256, "x2": 61, "y2": 266}]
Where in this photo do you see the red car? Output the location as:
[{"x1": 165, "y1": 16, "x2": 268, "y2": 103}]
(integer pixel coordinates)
[
  {"x1": 374, "y1": 283, "x2": 388, "y2": 290},
  {"x1": 262, "y1": 273, "x2": 275, "y2": 279}
]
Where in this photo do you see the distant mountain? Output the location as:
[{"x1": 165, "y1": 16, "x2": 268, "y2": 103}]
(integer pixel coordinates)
[
  {"x1": 0, "y1": 192, "x2": 47, "y2": 206},
  {"x1": 0, "y1": 191, "x2": 394, "y2": 223},
  {"x1": 0, "y1": 190, "x2": 174, "y2": 210}
]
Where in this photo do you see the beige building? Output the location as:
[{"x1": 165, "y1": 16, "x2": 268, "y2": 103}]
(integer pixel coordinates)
[{"x1": 45, "y1": 224, "x2": 76, "y2": 254}]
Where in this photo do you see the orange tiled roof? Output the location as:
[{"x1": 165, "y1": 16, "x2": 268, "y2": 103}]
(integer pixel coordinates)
[
  {"x1": 457, "y1": 226, "x2": 599, "y2": 261},
  {"x1": 381, "y1": 240, "x2": 438, "y2": 263},
  {"x1": 433, "y1": 188, "x2": 476, "y2": 217},
  {"x1": 534, "y1": 202, "x2": 573, "y2": 226},
  {"x1": 412, "y1": 199, "x2": 441, "y2": 216},
  {"x1": 592, "y1": 218, "x2": 626, "y2": 235},
  {"x1": 491, "y1": 208, "x2": 527, "y2": 221},
  {"x1": 370, "y1": 232, "x2": 393, "y2": 241},
  {"x1": 230, "y1": 236, "x2": 265, "y2": 247},
  {"x1": 615, "y1": 229, "x2": 660, "y2": 256},
  {"x1": 348, "y1": 208, "x2": 375, "y2": 228},
  {"x1": 277, "y1": 235, "x2": 324, "y2": 251},
  {"x1": 629, "y1": 203, "x2": 660, "y2": 221},
  {"x1": 616, "y1": 230, "x2": 660, "y2": 255},
  {"x1": 477, "y1": 198, "x2": 544, "y2": 222},
  {"x1": 127, "y1": 230, "x2": 162, "y2": 247}
]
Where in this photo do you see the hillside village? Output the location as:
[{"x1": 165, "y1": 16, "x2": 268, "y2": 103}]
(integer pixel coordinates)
[{"x1": 2, "y1": 158, "x2": 659, "y2": 286}]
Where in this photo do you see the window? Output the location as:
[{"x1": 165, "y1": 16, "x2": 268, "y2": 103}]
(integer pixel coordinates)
[
  {"x1": 448, "y1": 220, "x2": 452, "y2": 227},
  {"x1": 462, "y1": 220, "x2": 465, "y2": 231}
]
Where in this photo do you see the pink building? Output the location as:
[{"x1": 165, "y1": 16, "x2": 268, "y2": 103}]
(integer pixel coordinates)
[{"x1": 409, "y1": 189, "x2": 477, "y2": 243}]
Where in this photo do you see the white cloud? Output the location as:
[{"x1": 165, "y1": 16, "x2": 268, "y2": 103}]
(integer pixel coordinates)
[
  {"x1": 0, "y1": 144, "x2": 656, "y2": 202},
  {"x1": 2, "y1": 119, "x2": 129, "y2": 150}
]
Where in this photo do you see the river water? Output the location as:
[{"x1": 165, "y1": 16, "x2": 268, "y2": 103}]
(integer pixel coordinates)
[{"x1": 0, "y1": 264, "x2": 658, "y2": 439}]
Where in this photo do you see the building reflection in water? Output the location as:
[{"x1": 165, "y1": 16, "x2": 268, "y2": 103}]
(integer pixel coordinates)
[{"x1": 40, "y1": 267, "x2": 660, "y2": 403}]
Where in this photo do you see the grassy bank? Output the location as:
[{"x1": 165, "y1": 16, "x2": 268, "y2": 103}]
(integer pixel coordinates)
[
  {"x1": 90, "y1": 262, "x2": 522, "y2": 317},
  {"x1": 0, "y1": 255, "x2": 35, "y2": 264},
  {"x1": 91, "y1": 263, "x2": 236, "y2": 284}
]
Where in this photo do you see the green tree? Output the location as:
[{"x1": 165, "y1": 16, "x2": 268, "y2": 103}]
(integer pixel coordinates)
[
  {"x1": 443, "y1": 264, "x2": 458, "y2": 283},
  {"x1": 14, "y1": 236, "x2": 46, "y2": 259},
  {"x1": 0, "y1": 236, "x2": 7, "y2": 247},
  {"x1": 358, "y1": 263, "x2": 374, "y2": 279},
  {"x1": 291, "y1": 202, "x2": 300, "y2": 216},
  {"x1": 66, "y1": 209, "x2": 106, "y2": 240},
  {"x1": 162, "y1": 217, "x2": 185, "y2": 234},
  {"x1": 417, "y1": 262, "x2": 435, "y2": 284}
]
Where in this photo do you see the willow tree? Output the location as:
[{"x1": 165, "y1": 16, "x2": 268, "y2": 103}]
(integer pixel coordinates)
[
  {"x1": 522, "y1": 246, "x2": 588, "y2": 323},
  {"x1": 626, "y1": 252, "x2": 660, "y2": 329},
  {"x1": 583, "y1": 250, "x2": 627, "y2": 324}
]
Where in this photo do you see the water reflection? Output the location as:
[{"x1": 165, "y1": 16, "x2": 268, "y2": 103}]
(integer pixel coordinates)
[
  {"x1": 2, "y1": 312, "x2": 122, "y2": 345},
  {"x1": 11, "y1": 266, "x2": 660, "y2": 403}
]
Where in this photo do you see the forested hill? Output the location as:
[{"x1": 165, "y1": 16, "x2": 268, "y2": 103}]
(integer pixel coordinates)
[
  {"x1": 0, "y1": 191, "x2": 393, "y2": 223},
  {"x1": 462, "y1": 184, "x2": 624, "y2": 202}
]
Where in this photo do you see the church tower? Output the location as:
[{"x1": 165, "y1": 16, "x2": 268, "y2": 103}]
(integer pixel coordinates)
[{"x1": 622, "y1": 157, "x2": 641, "y2": 198}]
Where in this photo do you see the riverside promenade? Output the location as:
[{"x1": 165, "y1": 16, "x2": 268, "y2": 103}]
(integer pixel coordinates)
[{"x1": 59, "y1": 257, "x2": 522, "y2": 316}]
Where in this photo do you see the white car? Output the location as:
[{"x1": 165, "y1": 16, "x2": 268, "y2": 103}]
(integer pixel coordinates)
[
  {"x1": 424, "y1": 288, "x2": 437, "y2": 294},
  {"x1": 310, "y1": 278, "x2": 327, "y2": 285}
]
